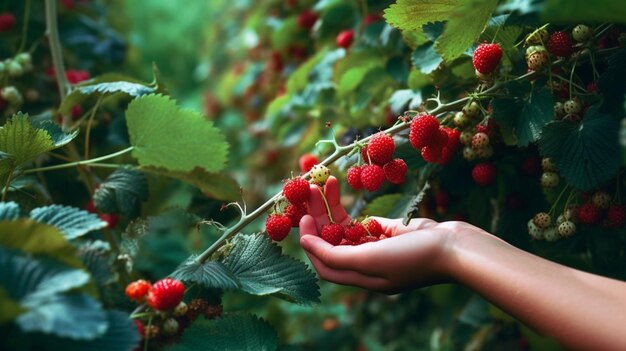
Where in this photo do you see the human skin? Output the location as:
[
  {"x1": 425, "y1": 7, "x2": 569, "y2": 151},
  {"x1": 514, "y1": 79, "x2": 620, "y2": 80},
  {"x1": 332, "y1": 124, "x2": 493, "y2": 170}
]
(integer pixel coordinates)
[{"x1": 299, "y1": 176, "x2": 626, "y2": 351}]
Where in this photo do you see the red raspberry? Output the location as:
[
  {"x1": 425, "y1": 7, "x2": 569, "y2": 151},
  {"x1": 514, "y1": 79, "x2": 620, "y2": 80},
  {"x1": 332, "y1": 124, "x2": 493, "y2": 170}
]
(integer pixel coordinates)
[
  {"x1": 409, "y1": 114, "x2": 440, "y2": 150},
  {"x1": 321, "y1": 223, "x2": 344, "y2": 245},
  {"x1": 265, "y1": 214, "x2": 292, "y2": 241},
  {"x1": 547, "y1": 31, "x2": 574, "y2": 57},
  {"x1": 283, "y1": 177, "x2": 310, "y2": 204},
  {"x1": 359, "y1": 235, "x2": 379, "y2": 244},
  {"x1": 339, "y1": 238, "x2": 356, "y2": 245},
  {"x1": 472, "y1": 43, "x2": 503, "y2": 74},
  {"x1": 365, "y1": 218, "x2": 384, "y2": 236},
  {"x1": 360, "y1": 164, "x2": 385, "y2": 192},
  {"x1": 435, "y1": 128, "x2": 449, "y2": 147},
  {"x1": 100, "y1": 213, "x2": 119, "y2": 228},
  {"x1": 365, "y1": 132, "x2": 395, "y2": 165},
  {"x1": 146, "y1": 278, "x2": 185, "y2": 311},
  {"x1": 298, "y1": 10, "x2": 318, "y2": 30},
  {"x1": 134, "y1": 319, "x2": 145, "y2": 338},
  {"x1": 347, "y1": 165, "x2": 364, "y2": 190},
  {"x1": 71, "y1": 105, "x2": 83, "y2": 120},
  {"x1": 344, "y1": 222, "x2": 367, "y2": 242},
  {"x1": 285, "y1": 202, "x2": 307, "y2": 227},
  {"x1": 472, "y1": 163, "x2": 496, "y2": 186},
  {"x1": 299, "y1": 153, "x2": 318, "y2": 173},
  {"x1": 363, "y1": 14, "x2": 383, "y2": 26},
  {"x1": 439, "y1": 127, "x2": 460, "y2": 165},
  {"x1": 336, "y1": 29, "x2": 354, "y2": 48},
  {"x1": 360, "y1": 145, "x2": 370, "y2": 164},
  {"x1": 0, "y1": 13, "x2": 15, "y2": 32},
  {"x1": 66, "y1": 70, "x2": 90, "y2": 84},
  {"x1": 421, "y1": 144, "x2": 442, "y2": 163},
  {"x1": 607, "y1": 204, "x2": 626, "y2": 228},
  {"x1": 383, "y1": 158, "x2": 407, "y2": 184},
  {"x1": 85, "y1": 200, "x2": 97, "y2": 213},
  {"x1": 125, "y1": 279, "x2": 152, "y2": 303},
  {"x1": 577, "y1": 203, "x2": 601, "y2": 225}
]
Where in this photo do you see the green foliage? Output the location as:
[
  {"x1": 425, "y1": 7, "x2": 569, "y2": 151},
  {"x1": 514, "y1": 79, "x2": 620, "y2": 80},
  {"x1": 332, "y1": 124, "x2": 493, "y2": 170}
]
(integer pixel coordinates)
[
  {"x1": 29, "y1": 205, "x2": 107, "y2": 240},
  {"x1": 142, "y1": 167, "x2": 240, "y2": 201},
  {"x1": 363, "y1": 194, "x2": 403, "y2": 217},
  {"x1": 167, "y1": 314, "x2": 278, "y2": 351},
  {"x1": 93, "y1": 168, "x2": 148, "y2": 217},
  {"x1": 599, "y1": 49, "x2": 626, "y2": 116},
  {"x1": 0, "y1": 202, "x2": 20, "y2": 220},
  {"x1": 126, "y1": 94, "x2": 228, "y2": 173},
  {"x1": 539, "y1": 106, "x2": 620, "y2": 191},
  {"x1": 171, "y1": 258, "x2": 239, "y2": 290},
  {"x1": 542, "y1": 0, "x2": 626, "y2": 24},
  {"x1": 384, "y1": 0, "x2": 460, "y2": 32},
  {"x1": 411, "y1": 43, "x2": 443, "y2": 74}
]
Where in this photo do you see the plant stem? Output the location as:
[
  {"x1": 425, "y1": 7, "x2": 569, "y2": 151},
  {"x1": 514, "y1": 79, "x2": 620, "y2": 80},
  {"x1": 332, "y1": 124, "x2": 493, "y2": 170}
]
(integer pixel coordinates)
[
  {"x1": 45, "y1": 0, "x2": 71, "y2": 128},
  {"x1": 18, "y1": 0, "x2": 31, "y2": 53},
  {"x1": 317, "y1": 187, "x2": 335, "y2": 223},
  {"x1": 23, "y1": 146, "x2": 134, "y2": 174},
  {"x1": 84, "y1": 96, "x2": 103, "y2": 160}
]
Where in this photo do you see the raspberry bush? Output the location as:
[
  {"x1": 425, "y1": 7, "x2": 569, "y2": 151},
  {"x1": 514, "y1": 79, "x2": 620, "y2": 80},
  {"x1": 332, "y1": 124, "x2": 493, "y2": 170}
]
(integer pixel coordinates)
[{"x1": 0, "y1": 0, "x2": 625, "y2": 350}]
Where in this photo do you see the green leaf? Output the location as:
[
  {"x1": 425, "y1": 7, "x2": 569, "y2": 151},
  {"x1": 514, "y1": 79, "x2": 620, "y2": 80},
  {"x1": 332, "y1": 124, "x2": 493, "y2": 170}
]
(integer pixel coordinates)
[
  {"x1": 434, "y1": 0, "x2": 498, "y2": 61},
  {"x1": 167, "y1": 314, "x2": 278, "y2": 351},
  {"x1": 93, "y1": 168, "x2": 148, "y2": 217},
  {"x1": 0, "y1": 201, "x2": 20, "y2": 220},
  {"x1": 171, "y1": 257, "x2": 239, "y2": 289},
  {"x1": 479, "y1": 15, "x2": 523, "y2": 66},
  {"x1": 0, "y1": 113, "x2": 54, "y2": 167},
  {"x1": 598, "y1": 48, "x2": 626, "y2": 115},
  {"x1": 539, "y1": 106, "x2": 620, "y2": 191},
  {"x1": 142, "y1": 167, "x2": 240, "y2": 201},
  {"x1": 411, "y1": 43, "x2": 443, "y2": 74},
  {"x1": 389, "y1": 89, "x2": 422, "y2": 115},
  {"x1": 78, "y1": 245, "x2": 113, "y2": 287},
  {"x1": 0, "y1": 286, "x2": 24, "y2": 323},
  {"x1": 29, "y1": 205, "x2": 107, "y2": 240},
  {"x1": 221, "y1": 233, "x2": 320, "y2": 305},
  {"x1": 542, "y1": 0, "x2": 626, "y2": 24},
  {"x1": 270, "y1": 17, "x2": 300, "y2": 50},
  {"x1": 383, "y1": 0, "x2": 460, "y2": 32},
  {"x1": 363, "y1": 194, "x2": 403, "y2": 217},
  {"x1": 338, "y1": 66, "x2": 377, "y2": 97},
  {"x1": 32, "y1": 120, "x2": 79, "y2": 148},
  {"x1": 126, "y1": 94, "x2": 228, "y2": 173}
]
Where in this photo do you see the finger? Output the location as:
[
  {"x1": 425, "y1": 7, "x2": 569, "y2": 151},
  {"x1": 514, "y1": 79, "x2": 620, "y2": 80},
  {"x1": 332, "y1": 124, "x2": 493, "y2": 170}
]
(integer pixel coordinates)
[
  {"x1": 299, "y1": 214, "x2": 319, "y2": 238},
  {"x1": 324, "y1": 176, "x2": 350, "y2": 225},
  {"x1": 372, "y1": 217, "x2": 439, "y2": 237},
  {"x1": 300, "y1": 234, "x2": 377, "y2": 274},
  {"x1": 306, "y1": 183, "x2": 331, "y2": 231},
  {"x1": 305, "y1": 251, "x2": 389, "y2": 290}
]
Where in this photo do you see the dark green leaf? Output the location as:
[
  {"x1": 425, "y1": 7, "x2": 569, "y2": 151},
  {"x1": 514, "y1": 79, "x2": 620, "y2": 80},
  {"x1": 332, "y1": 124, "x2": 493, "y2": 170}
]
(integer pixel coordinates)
[
  {"x1": 221, "y1": 234, "x2": 320, "y2": 305},
  {"x1": 389, "y1": 89, "x2": 422, "y2": 115},
  {"x1": 29, "y1": 205, "x2": 107, "y2": 240},
  {"x1": 0, "y1": 201, "x2": 20, "y2": 220},
  {"x1": 411, "y1": 43, "x2": 443, "y2": 74},
  {"x1": 93, "y1": 168, "x2": 148, "y2": 217},
  {"x1": 598, "y1": 48, "x2": 626, "y2": 115},
  {"x1": 78, "y1": 246, "x2": 113, "y2": 287},
  {"x1": 542, "y1": 0, "x2": 626, "y2": 24},
  {"x1": 363, "y1": 194, "x2": 403, "y2": 217},
  {"x1": 518, "y1": 87, "x2": 554, "y2": 146},
  {"x1": 171, "y1": 256, "x2": 239, "y2": 290},
  {"x1": 539, "y1": 106, "x2": 620, "y2": 191}
]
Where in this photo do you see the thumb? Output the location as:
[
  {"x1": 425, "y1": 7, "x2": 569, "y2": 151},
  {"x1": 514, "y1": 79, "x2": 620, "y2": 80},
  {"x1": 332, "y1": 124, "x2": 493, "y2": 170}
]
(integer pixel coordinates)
[{"x1": 299, "y1": 214, "x2": 319, "y2": 238}]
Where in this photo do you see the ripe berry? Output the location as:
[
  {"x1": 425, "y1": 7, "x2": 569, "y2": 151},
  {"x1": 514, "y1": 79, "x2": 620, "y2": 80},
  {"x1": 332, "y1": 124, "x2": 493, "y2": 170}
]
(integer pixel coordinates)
[
  {"x1": 365, "y1": 218, "x2": 384, "y2": 236},
  {"x1": 471, "y1": 132, "x2": 490, "y2": 149},
  {"x1": 572, "y1": 24, "x2": 591, "y2": 42},
  {"x1": 285, "y1": 202, "x2": 307, "y2": 227},
  {"x1": 100, "y1": 213, "x2": 119, "y2": 228},
  {"x1": 283, "y1": 177, "x2": 310, "y2": 204},
  {"x1": 125, "y1": 279, "x2": 152, "y2": 303},
  {"x1": 563, "y1": 99, "x2": 582, "y2": 114},
  {"x1": 540, "y1": 172, "x2": 560, "y2": 188},
  {"x1": 336, "y1": 29, "x2": 354, "y2": 48},
  {"x1": 298, "y1": 10, "x2": 318, "y2": 30},
  {"x1": 533, "y1": 212, "x2": 552, "y2": 229},
  {"x1": 591, "y1": 191, "x2": 611, "y2": 209},
  {"x1": 409, "y1": 114, "x2": 440, "y2": 149},
  {"x1": 472, "y1": 43, "x2": 503, "y2": 74},
  {"x1": 339, "y1": 238, "x2": 356, "y2": 246},
  {"x1": 321, "y1": 223, "x2": 344, "y2": 245},
  {"x1": 472, "y1": 163, "x2": 496, "y2": 186},
  {"x1": 146, "y1": 278, "x2": 185, "y2": 311},
  {"x1": 360, "y1": 164, "x2": 385, "y2": 192},
  {"x1": 366, "y1": 132, "x2": 395, "y2": 165},
  {"x1": 299, "y1": 153, "x2": 318, "y2": 173},
  {"x1": 547, "y1": 31, "x2": 574, "y2": 57},
  {"x1": 0, "y1": 13, "x2": 15, "y2": 32},
  {"x1": 359, "y1": 235, "x2": 379, "y2": 244},
  {"x1": 65, "y1": 70, "x2": 90, "y2": 84},
  {"x1": 558, "y1": 221, "x2": 576, "y2": 237},
  {"x1": 310, "y1": 164, "x2": 331, "y2": 185},
  {"x1": 344, "y1": 222, "x2": 367, "y2": 242},
  {"x1": 607, "y1": 204, "x2": 626, "y2": 228},
  {"x1": 383, "y1": 158, "x2": 407, "y2": 184},
  {"x1": 440, "y1": 127, "x2": 460, "y2": 165},
  {"x1": 347, "y1": 165, "x2": 363, "y2": 190},
  {"x1": 577, "y1": 203, "x2": 601, "y2": 225},
  {"x1": 265, "y1": 214, "x2": 292, "y2": 241},
  {"x1": 421, "y1": 144, "x2": 442, "y2": 163}
]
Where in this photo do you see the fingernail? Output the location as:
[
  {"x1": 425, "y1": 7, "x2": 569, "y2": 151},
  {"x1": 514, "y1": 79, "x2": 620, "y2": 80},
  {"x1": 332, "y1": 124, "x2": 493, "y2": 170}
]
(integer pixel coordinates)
[{"x1": 300, "y1": 235, "x2": 312, "y2": 251}]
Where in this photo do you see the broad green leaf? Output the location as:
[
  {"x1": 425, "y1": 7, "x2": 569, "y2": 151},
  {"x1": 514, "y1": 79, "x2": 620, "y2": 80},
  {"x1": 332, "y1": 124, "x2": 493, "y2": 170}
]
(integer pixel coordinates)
[
  {"x1": 32, "y1": 120, "x2": 79, "y2": 148},
  {"x1": 142, "y1": 167, "x2": 240, "y2": 201},
  {"x1": 29, "y1": 205, "x2": 107, "y2": 240},
  {"x1": 166, "y1": 314, "x2": 278, "y2": 351},
  {"x1": 171, "y1": 256, "x2": 239, "y2": 289},
  {"x1": 78, "y1": 244, "x2": 113, "y2": 287},
  {"x1": 407, "y1": 69, "x2": 430, "y2": 90},
  {"x1": 93, "y1": 168, "x2": 148, "y2": 217},
  {"x1": 539, "y1": 106, "x2": 620, "y2": 191},
  {"x1": 363, "y1": 194, "x2": 403, "y2": 217},
  {"x1": 338, "y1": 66, "x2": 378, "y2": 97},
  {"x1": 221, "y1": 233, "x2": 320, "y2": 305},
  {"x1": 411, "y1": 43, "x2": 443, "y2": 74},
  {"x1": 542, "y1": 0, "x2": 626, "y2": 24},
  {"x1": 126, "y1": 94, "x2": 228, "y2": 173},
  {"x1": 270, "y1": 17, "x2": 300, "y2": 50},
  {"x1": 0, "y1": 201, "x2": 20, "y2": 220},
  {"x1": 0, "y1": 113, "x2": 54, "y2": 166},
  {"x1": 383, "y1": 0, "x2": 460, "y2": 32},
  {"x1": 490, "y1": 98, "x2": 519, "y2": 146},
  {"x1": 518, "y1": 87, "x2": 554, "y2": 146},
  {"x1": 434, "y1": 0, "x2": 498, "y2": 61},
  {"x1": 286, "y1": 50, "x2": 326, "y2": 93}
]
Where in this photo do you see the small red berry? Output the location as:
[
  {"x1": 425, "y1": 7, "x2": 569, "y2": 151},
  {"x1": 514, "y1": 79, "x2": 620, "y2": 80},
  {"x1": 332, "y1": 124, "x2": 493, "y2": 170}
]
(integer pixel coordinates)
[
  {"x1": 359, "y1": 235, "x2": 379, "y2": 244},
  {"x1": 383, "y1": 158, "x2": 407, "y2": 184},
  {"x1": 134, "y1": 319, "x2": 145, "y2": 338},
  {"x1": 0, "y1": 13, "x2": 16, "y2": 32},
  {"x1": 66, "y1": 70, "x2": 90, "y2": 84},
  {"x1": 285, "y1": 202, "x2": 307, "y2": 227},
  {"x1": 347, "y1": 165, "x2": 364, "y2": 190},
  {"x1": 577, "y1": 203, "x2": 601, "y2": 225},
  {"x1": 283, "y1": 177, "x2": 310, "y2": 204},
  {"x1": 472, "y1": 163, "x2": 496, "y2": 186},
  {"x1": 439, "y1": 127, "x2": 460, "y2": 165},
  {"x1": 146, "y1": 278, "x2": 185, "y2": 311},
  {"x1": 606, "y1": 204, "x2": 626, "y2": 228},
  {"x1": 299, "y1": 153, "x2": 318, "y2": 173},
  {"x1": 321, "y1": 223, "x2": 344, "y2": 245},
  {"x1": 365, "y1": 218, "x2": 384, "y2": 237},
  {"x1": 100, "y1": 213, "x2": 119, "y2": 228},
  {"x1": 421, "y1": 144, "x2": 442, "y2": 163},
  {"x1": 265, "y1": 214, "x2": 292, "y2": 241},
  {"x1": 336, "y1": 29, "x2": 354, "y2": 49},
  {"x1": 547, "y1": 31, "x2": 574, "y2": 57},
  {"x1": 298, "y1": 10, "x2": 318, "y2": 30},
  {"x1": 409, "y1": 114, "x2": 440, "y2": 150},
  {"x1": 360, "y1": 164, "x2": 385, "y2": 192},
  {"x1": 125, "y1": 280, "x2": 152, "y2": 303},
  {"x1": 71, "y1": 105, "x2": 83, "y2": 120},
  {"x1": 472, "y1": 43, "x2": 503, "y2": 74},
  {"x1": 365, "y1": 132, "x2": 395, "y2": 165},
  {"x1": 344, "y1": 222, "x2": 367, "y2": 242}
]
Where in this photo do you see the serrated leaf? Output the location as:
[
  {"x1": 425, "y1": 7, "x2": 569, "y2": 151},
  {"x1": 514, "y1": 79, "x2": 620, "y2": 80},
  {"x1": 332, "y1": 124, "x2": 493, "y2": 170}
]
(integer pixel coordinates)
[
  {"x1": 142, "y1": 167, "x2": 240, "y2": 201},
  {"x1": 78, "y1": 246, "x2": 113, "y2": 287},
  {"x1": 411, "y1": 43, "x2": 443, "y2": 74},
  {"x1": 29, "y1": 205, "x2": 107, "y2": 240},
  {"x1": 0, "y1": 113, "x2": 54, "y2": 167},
  {"x1": 539, "y1": 106, "x2": 620, "y2": 191},
  {"x1": 171, "y1": 256, "x2": 239, "y2": 289},
  {"x1": 383, "y1": 0, "x2": 460, "y2": 32},
  {"x1": 542, "y1": 0, "x2": 626, "y2": 24},
  {"x1": 434, "y1": 0, "x2": 498, "y2": 61},
  {"x1": 0, "y1": 201, "x2": 20, "y2": 220},
  {"x1": 363, "y1": 194, "x2": 403, "y2": 217},
  {"x1": 518, "y1": 87, "x2": 554, "y2": 146},
  {"x1": 221, "y1": 233, "x2": 320, "y2": 305},
  {"x1": 32, "y1": 120, "x2": 79, "y2": 148},
  {"x1": 126, "y1": 95, "x2": 228, "y2": 173},
  {"x1": 93, "y1": 168, "x2": 148, "y2": 217},
  {"x1": 166, "y1": 314, "x2": 278, "y2": 351}
]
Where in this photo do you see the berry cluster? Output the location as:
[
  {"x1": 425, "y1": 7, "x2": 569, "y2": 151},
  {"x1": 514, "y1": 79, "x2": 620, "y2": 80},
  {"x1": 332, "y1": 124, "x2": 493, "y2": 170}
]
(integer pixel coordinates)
[
  {"x1": 265, "y1": 176, "x2": 312, "y2": 241},
  {"x1": 409, "y1": 114, "x2": 461, "y2": 165},
  {"x1": 322, "y1": 217, "x2": 390, "y2": 246},
  {"x1": 524, "y1": 25, "x2": 592, "y2": 72}
]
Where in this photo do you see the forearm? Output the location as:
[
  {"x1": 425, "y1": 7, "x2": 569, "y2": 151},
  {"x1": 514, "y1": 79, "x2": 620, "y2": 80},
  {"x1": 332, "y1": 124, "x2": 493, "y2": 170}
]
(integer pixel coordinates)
[{"x1": 449, "y1": 231, "x2": 626, "y2": 351}]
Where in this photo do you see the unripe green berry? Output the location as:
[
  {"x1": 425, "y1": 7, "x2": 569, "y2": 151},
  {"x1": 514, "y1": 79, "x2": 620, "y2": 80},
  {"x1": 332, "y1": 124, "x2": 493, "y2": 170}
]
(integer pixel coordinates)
[
  {"x1": 541, "y1": 158, "x2": 556, "y2": 172},
  {"x1": 460, "y1": 130, "x2": 473, "y2": 145},
  {"x1": 162, "y1": 318, "x2": 179, "y2": 336},
  {"x1": 1, "y1": 86, "x2": 23, "y2": 105},
  {"x1": 540, "y1": 171, "x2": 560, "y2": 188},
  {"x1": 572, "y1": 24, "x2": 591, "y2": 43},
  {"x1": 592, "y1": 191, "x2": 611, "y2": 209},
  {"x1": 544, "y1": 227, "x2": 559, "y2": 242},
  {"x1": 563, "y1": 99, "x2": 581, "y2": 115},
  {"x1": 462, "y1": 146, "x2": 476, "y2": 161},
  {"x1": 462, "y1": 101, "x2": 480, "y2": 118},
  {"x1": 558, "y1": 221, "x2": 576, "y2": 237},
  {"x1": 310, "y1": 164, "x2": 330, "y2": 185},
  {"x1": 6, "y1": 60, "x2": 23, "y2": 77},
  {"x1": 475, "y1": 145, "x2": 494, "y2": 159},
  {"x1": 453, "y1": 111, "x2": 468, "y2": 127},
  {"x1": 533, "y1": 212, "x2": 552, "y2": 229},
  {"x1": 528, "y1": 219, "x2": 544, "y2": 240}
]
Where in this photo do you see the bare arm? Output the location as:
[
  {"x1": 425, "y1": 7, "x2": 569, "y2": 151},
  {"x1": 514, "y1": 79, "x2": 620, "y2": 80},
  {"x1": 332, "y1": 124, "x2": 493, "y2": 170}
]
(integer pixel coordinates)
[{"x1": 299, "y1": 177, "x2": 626, "y2": 350}]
